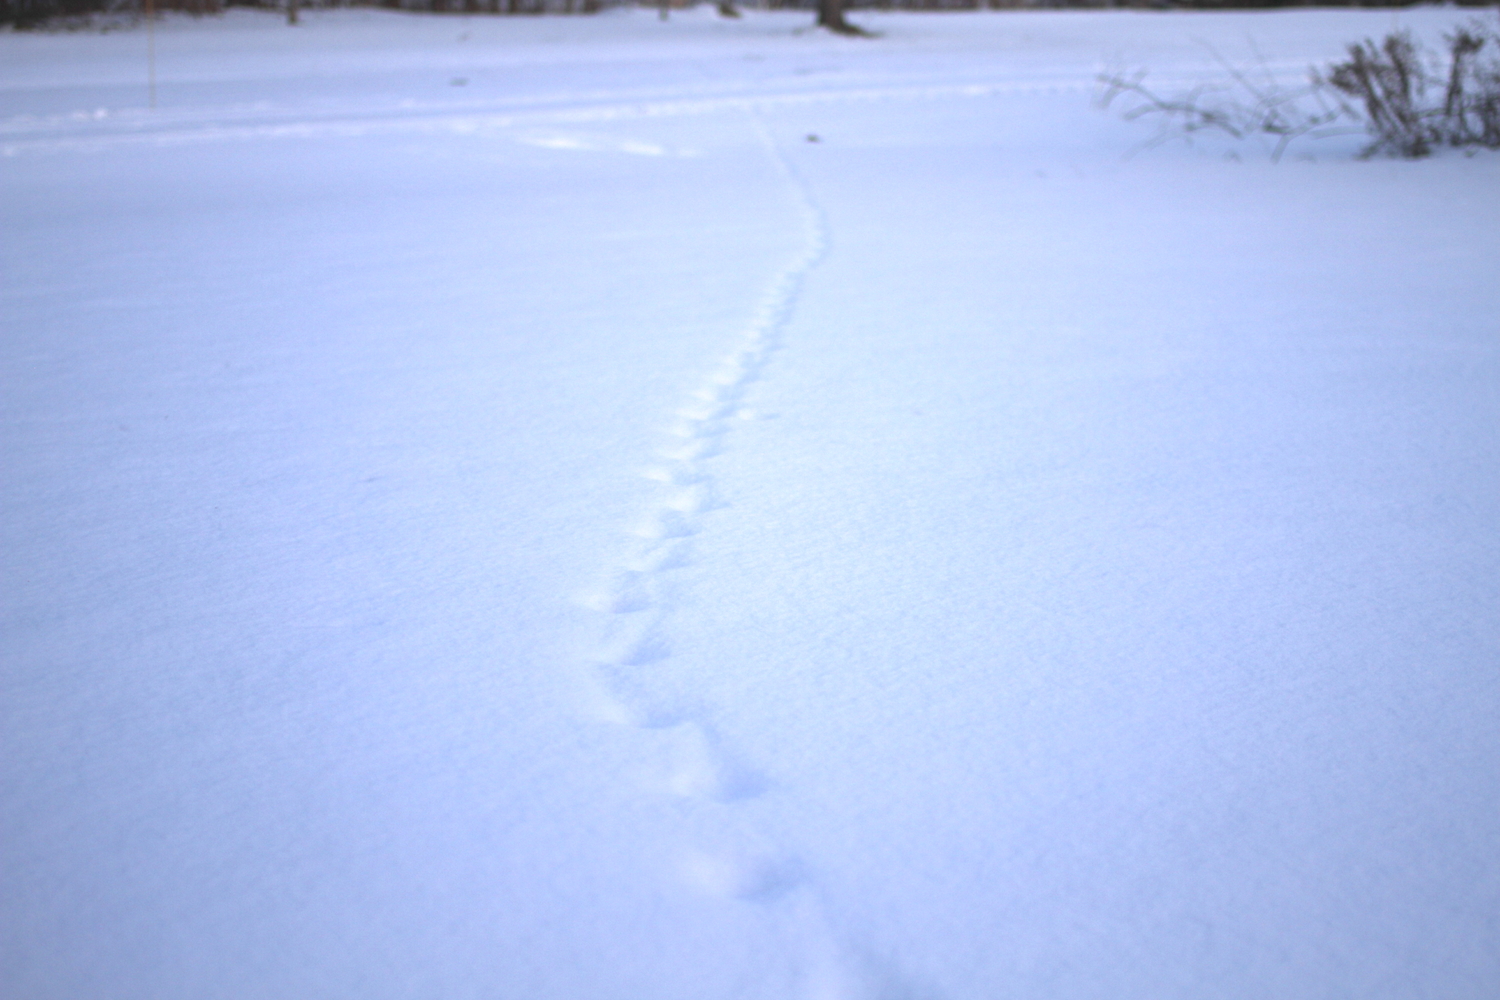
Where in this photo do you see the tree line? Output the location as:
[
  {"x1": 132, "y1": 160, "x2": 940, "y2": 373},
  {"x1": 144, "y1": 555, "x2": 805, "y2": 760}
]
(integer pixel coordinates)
[{"x1": 4, "y1": 0, "x2": 1488, "y2": 32}]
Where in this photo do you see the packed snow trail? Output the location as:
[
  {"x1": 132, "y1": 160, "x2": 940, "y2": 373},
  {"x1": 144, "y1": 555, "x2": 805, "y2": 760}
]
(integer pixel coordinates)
[{"x1": 0, "y1": 80, "x2": 1098, "y2": 158}]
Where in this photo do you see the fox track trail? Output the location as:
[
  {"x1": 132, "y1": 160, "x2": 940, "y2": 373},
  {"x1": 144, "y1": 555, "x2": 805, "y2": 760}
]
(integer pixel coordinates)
[{"x1": 568, "y1": 110, "x2": 935, "y2": 1000}]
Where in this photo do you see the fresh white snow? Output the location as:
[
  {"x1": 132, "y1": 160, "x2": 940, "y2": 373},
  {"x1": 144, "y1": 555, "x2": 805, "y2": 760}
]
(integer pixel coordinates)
[{"x1": 3, "y1": 7, "x2": 1498, "y2": 999}]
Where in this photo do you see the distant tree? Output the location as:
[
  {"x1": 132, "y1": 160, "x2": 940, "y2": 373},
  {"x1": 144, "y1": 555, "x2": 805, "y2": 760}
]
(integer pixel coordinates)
[{"x1": 817, "y1": 0, "x2": 868, "y2": 36}]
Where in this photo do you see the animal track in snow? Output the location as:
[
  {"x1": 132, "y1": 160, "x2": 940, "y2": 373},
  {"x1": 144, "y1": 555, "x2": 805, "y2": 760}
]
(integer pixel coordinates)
[
  {"x1": 643, "y1": 463, "x2": 705, "y2": 486},
  {"x1": 579, "y1": 568, "x2": 654, "y2": 614},
  {"x1": 586, "y1": 663, "x2": 696, "y2": 730},
  {"x1": 592, "y1": 611, "x2": 671, "y2": 668},
  {"x1": 667, "y1": 415, "x2": 730, "y2": 439},
  {"x1": 623, "y1": 536, "x2": 695, "y2": 573},
  {"x1": 663, "y1": 482, "x2": 722, "y2": 515},
  {"x1": 633, "y1": 507, "x2": 699, "y2": 540},
  {"x1": 677, "y1": 399, "x2": 738, "y2": 421},
  {"x1": 572, "y1": 111, "x2": 933, "y2": 1000},
  {"x1": 797, "y1": 935, "x2": 935, "y2": 1000},
  {"x1": 682, "y1": 847, "x2": 805, "y2": 902},
  {"x1": 636, "y1": 719, "x2": 768, "y2": 804},
  {"x1": 657, "y1": 437, "x2": 722, "y2": 463}
]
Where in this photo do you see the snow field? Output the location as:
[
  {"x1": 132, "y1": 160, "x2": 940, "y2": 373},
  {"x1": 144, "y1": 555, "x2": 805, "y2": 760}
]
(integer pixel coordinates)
[{"x1": 4, "y1": 7, "x2": 1500, "y2": 1000}]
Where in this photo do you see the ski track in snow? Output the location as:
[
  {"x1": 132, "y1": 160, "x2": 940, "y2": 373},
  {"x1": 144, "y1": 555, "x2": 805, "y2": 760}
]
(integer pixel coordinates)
[
  {"x1": 574, "y1": 112, "x2": 929, "y2": 1000},
  {"x1": 0, "y1": 79, "x2": 1091, "y2": 157}
]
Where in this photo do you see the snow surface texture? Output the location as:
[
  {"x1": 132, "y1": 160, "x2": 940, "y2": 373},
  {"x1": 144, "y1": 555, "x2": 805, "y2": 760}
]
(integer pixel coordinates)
[{"x1": 3, "y1": 8, "x2": 1499, "y2": 1000}]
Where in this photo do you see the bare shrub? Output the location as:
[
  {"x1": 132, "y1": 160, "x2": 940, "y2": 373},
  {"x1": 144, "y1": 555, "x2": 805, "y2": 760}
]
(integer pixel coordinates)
[
  {"x1": 1102, "y1": 18, "x2": 1500, "y2": 161},
  {"x1": 1324, "y1": 32, "x2": 1432, "y2": 156},
  {"x1": 1326, "y1": 23, "x2": 1500, "y2": 157},
  {"x1": 1098, "y1": 57, "x2": 1349, "y2": 162}
]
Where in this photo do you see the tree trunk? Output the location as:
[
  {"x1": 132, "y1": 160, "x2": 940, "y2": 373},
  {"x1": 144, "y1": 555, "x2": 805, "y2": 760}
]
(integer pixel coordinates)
[{"x1": 817, "y1": 0, "x2": 865, "y2": 36}]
